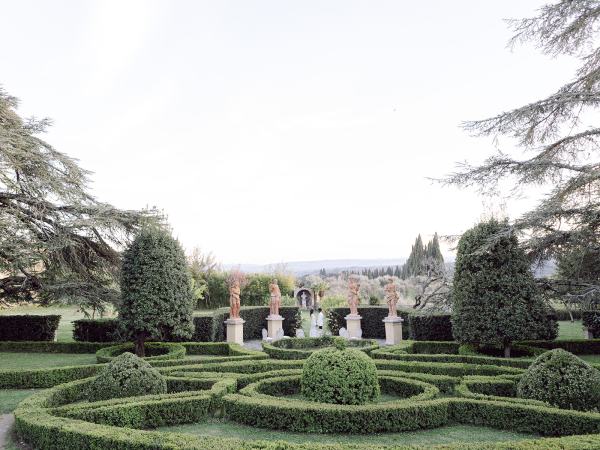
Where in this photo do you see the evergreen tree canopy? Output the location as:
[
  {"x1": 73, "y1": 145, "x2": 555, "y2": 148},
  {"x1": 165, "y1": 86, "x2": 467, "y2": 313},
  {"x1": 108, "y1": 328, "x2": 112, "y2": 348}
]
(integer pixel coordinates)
[
  {"x1": 401, "y1": 233, "x2": 444, "y2": 279},
  {"x1": 119, "y1": 226, "x2": 194, "y2": 356},
  {"x1": 452, "y1": 219, "x2": 557, "y2": 356},
  {"x1": 0, "y1": 88, "x2": 154, "y2": 309},
  {"x1": 444, "y1": 1, "x2": 600, "y2": 305}
]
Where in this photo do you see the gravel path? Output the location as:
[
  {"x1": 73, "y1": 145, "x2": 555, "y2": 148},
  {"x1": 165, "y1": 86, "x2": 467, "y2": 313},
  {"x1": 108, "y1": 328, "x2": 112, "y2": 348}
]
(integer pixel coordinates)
[{"x1": 0, "y1": 413, "x2": 15, "y2": 449}]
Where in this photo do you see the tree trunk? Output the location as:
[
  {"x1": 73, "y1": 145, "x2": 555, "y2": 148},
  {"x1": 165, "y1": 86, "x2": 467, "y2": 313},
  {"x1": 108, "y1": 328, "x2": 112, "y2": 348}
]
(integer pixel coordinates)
[
  {"x1": 503, "y1": 344, "x2": 511, "y2": 358},
  {"x1": 135, "y1": 334, "x2": 146, "y2": 357}
]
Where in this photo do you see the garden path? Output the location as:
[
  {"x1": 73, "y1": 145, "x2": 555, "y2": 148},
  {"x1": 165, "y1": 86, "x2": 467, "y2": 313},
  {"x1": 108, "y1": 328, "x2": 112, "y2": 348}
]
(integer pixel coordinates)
[{"x1": 0, "y1": 413, "x2": 14, "y2": 448}]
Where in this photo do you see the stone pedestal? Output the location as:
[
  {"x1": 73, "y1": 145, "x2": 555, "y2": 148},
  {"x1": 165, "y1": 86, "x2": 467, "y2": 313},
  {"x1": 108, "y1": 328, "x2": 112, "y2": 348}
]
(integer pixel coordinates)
[
  {"x1": 345, "y1": 314, "x2": 362, "y2": 339},
  {"x1": 383, "y1": 316, "x2": 404, "y2": 345},
  {"x1": 267, "y1": 314, "x2": 284, "y2": 339},
  {"x1": 225, "y1": 318, "x2": 245, "y2": 345}
]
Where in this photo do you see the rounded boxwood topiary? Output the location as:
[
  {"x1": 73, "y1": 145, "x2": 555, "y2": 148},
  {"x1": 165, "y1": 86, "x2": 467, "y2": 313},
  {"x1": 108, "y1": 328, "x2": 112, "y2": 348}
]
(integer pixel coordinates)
[
  {"x1": 87, "y1": 352, "x2": 167, "y2": 401},
  {"x1": 517, "y1": 348, "x2": 600, "y2": 411},
  {"x1": 301, "y1": 345, "x2": 379, "y2": 405}
]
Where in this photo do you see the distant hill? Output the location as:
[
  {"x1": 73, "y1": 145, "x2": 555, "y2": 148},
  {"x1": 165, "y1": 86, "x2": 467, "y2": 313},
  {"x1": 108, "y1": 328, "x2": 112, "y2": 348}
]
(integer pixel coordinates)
[{"x1": 224, "y1": 258, "x2": 407, "y2": 276}]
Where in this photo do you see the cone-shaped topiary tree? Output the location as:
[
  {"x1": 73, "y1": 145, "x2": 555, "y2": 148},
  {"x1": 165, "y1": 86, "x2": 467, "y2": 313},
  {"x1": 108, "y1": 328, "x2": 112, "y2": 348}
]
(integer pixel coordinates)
[
  {"x1": 451, "y1": 218, "x2": 556, "y2": 357},
  {"x1": 119, "y1": 226, "x2": 194, "y2": 356}
]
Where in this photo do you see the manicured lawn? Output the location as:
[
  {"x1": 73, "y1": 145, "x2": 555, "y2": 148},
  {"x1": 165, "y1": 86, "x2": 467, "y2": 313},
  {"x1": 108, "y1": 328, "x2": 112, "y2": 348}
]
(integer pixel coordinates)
[
  {"x1": 0, "y1": 389, "x2": 39, "y2": 413},
  {"x1": 557, "y1": 320, "x2": 584, "y2": 340},
  {"x1": 159, "y1": 420, "x2": 537, "y2": 446},
  {"x1": 0, "y1": 352, "x2": 97, "y2": 370}
]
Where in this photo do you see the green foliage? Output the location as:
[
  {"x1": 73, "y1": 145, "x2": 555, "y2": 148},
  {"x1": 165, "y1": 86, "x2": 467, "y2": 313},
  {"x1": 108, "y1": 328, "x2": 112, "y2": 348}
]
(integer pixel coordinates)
[
  {"x1": 262, "y1": 336, "x2": 378, "y2": 360},
  {"x1": 408, "y1": 314, "x2": 453, "y2": 341},
  {"x1": 583, "y1": 311, "x2": 600, "y2": 336},
  {"x1": 87, "y1": 352, "x2": 167, "y2": 401},
  {"x1": 517, "y1": 349, "x2": 600, "y2": 411},
  {"x1": 326, "y1": 306, "x2": 411, "y2": 339},
  {"x1": 401, "y1": 233, "x2": 444, "y2": 279},
  {"x1": 119, "y1": 227, "x2": 194, "y2": 354},
  {"x1": 196, "y1": 272, "x2": 294, "y2": 309},
  {"x1": 0, "y1": 88, "x2": 155, "y2": 305},
  {"x1": 452, "y1": 219, "x2": 557, "y2": 353},
  {"x1": 95, "y1": 342, "x2": 186, "y2": 363},
  {"x1": 301, "y1": 347, "x2": 379, "y2": 405},
  {"x1": 72, "y1": 318, "x2": 120, "y2": 342},
  {"x1": 368, "y1": 295, "x2": 379, "y2": 305},
  {"x1": 0, "y1": 315, "x2": 60, "y2": 341}
]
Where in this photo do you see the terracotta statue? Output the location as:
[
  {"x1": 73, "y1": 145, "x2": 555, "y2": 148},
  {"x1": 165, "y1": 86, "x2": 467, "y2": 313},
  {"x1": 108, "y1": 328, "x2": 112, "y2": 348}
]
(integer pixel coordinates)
[
  {"x1": 269, "y1": 279, "x2": 281, "y2": 316},
  {"x1": 348, "y1": 276, "x2": 360, "y2": 315},
  {"x1": 384, "y1": 279, "x2": 400, "y2": 317},
  {"x1": 229, "y1": 278, "x2": 241, "y2": 319}
]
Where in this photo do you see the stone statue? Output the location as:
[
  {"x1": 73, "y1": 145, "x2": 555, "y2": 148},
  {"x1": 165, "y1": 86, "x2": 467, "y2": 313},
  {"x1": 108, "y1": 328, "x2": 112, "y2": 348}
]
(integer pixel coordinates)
[
  {"x1": 301, "y1": 292, "x2": 307, "y2": 308},
  {"x1": 229, "y1": 277, "x2": 241, "y2": 319},
  {"x1": 269, "y1": 279, "x2": 281, "y2": 316},
  {"x1": 384, "y1": 279, "x2": 400, "y2": 317},
  {"x1": 347, "y1": 276, "x2": 360, "y2": 316}
]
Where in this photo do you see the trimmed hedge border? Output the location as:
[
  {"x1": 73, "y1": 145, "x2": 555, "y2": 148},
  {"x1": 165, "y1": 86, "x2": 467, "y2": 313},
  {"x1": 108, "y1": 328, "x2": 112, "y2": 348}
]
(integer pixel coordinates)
[
  {"x1": 408, "y1": 314, "x2": 453, "y2": 341},
  {"x1": 95, "y1": 342, "x2": 186, "y2": 363},
  {"x1": 12, "y1": 354, "x2": 600, "y2": 449},
  {"x1": 0, "y1": 315, "x2": 61, "y2": 341},
  {"x1": 73, "y1": 319, "x2": 120, "y2": 343},
  {"x1": 262, "y1": 337, "x2": 379, "y2": 360},
  {"x1": 0, "y1": 341, "x2": 117, "y2": 353}
]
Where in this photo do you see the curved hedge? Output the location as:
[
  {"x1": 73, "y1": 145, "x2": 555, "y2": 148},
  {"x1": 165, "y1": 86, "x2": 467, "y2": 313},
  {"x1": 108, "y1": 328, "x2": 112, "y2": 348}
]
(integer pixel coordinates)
[
  {"x1": 96, "y1": 342, "x2": 186, "y2": 363},
  {"x1": 262, "y1": 337, "x2": 378, "y2": 360},
  {"x1": 12, "y1": 350, "x2": 600, "y2": 449}
]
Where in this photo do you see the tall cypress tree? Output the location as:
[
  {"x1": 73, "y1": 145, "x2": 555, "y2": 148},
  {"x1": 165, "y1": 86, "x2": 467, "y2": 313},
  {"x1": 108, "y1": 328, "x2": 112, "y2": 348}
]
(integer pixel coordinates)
[{"x1": 452, "y1": 219, "x2": 556, "y2": 357}]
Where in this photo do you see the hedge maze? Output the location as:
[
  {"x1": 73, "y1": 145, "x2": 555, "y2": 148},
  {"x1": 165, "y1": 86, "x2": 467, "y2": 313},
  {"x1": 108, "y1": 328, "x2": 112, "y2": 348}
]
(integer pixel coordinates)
[{"x1": 5, "y1": 335, "x2": 600, "y2": 449}]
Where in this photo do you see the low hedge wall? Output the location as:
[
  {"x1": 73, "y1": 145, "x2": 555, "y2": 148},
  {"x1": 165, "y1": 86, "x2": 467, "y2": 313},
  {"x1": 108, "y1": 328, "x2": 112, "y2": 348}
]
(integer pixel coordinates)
[
  {"x1": 516, "y1": 338, "x2": 600, "y2": 355},
  {"x1": 69, "y1": 307, "x2": 301, "y2": 343},
  {"x1": 408, "y1": 314, "x2": 453, "y2": 341},
  {"x1": 96, "y1": 342, "x2": 186, "y2": 363},
  {"x1": 224, "y1": 393, "x2": 449, "y2": 433},
  {"x1": 0, "y1": 341, "x2": 116, "y2": 353},
  {"x1": 370, "y1": 352, "x2": 532, "y2": 369},
  {"x1": 261, "y1": 336, "x2": 379, "y2": 360},
  {"x1": 373, "y1": 360, "x2": 524, "y2": 377},
  {"x1": 326, "y1": 306, "x2": 411, "y2": 339},
  {"x1": 0, "y1": 364, "x2": 103, "y2": 389},
  {"x1": 0, "y1": 315, "x2": 60, "y2": 341},
  {"x1": 72, "y1": 319, "x2": 121, "y2": 342}
]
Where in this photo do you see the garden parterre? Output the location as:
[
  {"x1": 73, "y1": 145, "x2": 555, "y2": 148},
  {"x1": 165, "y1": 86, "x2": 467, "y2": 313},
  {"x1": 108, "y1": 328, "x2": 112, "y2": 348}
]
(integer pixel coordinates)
[{"x1": 7, "y1": 338, "x2": 600, "y2": 449}]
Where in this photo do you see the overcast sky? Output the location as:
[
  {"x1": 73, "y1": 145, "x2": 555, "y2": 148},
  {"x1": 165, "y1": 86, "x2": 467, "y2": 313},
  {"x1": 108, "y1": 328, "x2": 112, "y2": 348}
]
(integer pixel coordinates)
[{"x1": 0, "y1": 0, "x2": 578, "y2": 264}]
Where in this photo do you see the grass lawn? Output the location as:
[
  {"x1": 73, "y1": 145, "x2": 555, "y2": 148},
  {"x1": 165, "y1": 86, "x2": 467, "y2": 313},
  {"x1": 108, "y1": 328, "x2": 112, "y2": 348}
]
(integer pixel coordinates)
[
  {"x1": 159, "y1": 420, "x2": 537, "y2": 446},
  {"x1": 0, "y1": 352, "x2": 97, "y2": 370},
  {"x1": 557, "y1": 320, "x2": 584, "y2": 340},
  {"x1": 0, "y1": 389, "x2": 40, "y2": 414}
]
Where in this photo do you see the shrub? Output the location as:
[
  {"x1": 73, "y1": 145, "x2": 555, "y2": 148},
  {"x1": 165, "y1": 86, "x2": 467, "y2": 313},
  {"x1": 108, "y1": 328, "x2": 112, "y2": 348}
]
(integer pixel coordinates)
[
  {"x1": 517, "y1": 348, "x2": 600, "y2": 411},
  {"x1": 408, "y1": 314, "x2": 453, "y2": 341},
  {"x1": 452, "y1": 219, "x2": 557, "y2": 357},
  {"x1": 0, "y1": 315, "x2": 60, "y2": 341},
  {"x1": 262, "y1": 336, "x2": 378, "y2": 359},
  {"x1": 301, "y1": 346, "x2": 379, "y2": 405},
  {"x1": 72, "y1": 319, "x2": 120, "y2": 342},
  {"x1": 326, "y1": 306, "x2": 411, "y2": 339},
  {"x1": 87, "y1": 352, "x2": 167, "y2": 401},
  {"x1": 583, "y1": 310, "x2": 600, "y2": 337},
  {"x1": 119, "y1": 227, "x2": 194, "y2": 356},
  {"x1": 368, "y1": 295, "x2": 380, "y2": 305}
]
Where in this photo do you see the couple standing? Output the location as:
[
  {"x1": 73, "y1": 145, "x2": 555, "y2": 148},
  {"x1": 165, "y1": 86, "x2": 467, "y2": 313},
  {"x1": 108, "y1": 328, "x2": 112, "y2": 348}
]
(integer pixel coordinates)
[{"x1": 309, "y1": 308, "x2": 324, "y2": 337}]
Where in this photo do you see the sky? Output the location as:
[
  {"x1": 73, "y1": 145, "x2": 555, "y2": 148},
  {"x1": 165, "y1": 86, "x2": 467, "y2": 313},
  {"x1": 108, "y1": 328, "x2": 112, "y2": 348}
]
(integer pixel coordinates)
[{"x1": 0, "y1": 0, "x2": 579, "y2": 265}]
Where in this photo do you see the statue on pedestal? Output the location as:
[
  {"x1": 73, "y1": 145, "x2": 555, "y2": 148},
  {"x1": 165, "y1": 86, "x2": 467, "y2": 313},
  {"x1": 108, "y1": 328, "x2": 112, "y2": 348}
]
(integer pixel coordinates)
[
  {"x1": 384, "y1": 279, "x2": 400, "y2": 317},
  {"x1": 229, "y1": 276, "x2": 242, "y2": 319},
  {"x1": 348, "y1": 276, "x2": 360, "y2": 316},
  {"x1": 269, "y1": 279, "x2": 281, "y2": 316}
]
